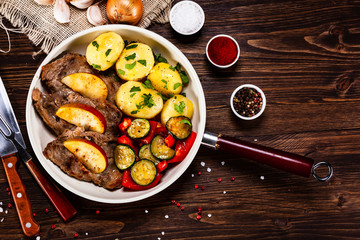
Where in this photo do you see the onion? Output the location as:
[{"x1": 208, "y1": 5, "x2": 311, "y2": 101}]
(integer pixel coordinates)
[{"x1": 106, "y1": 0, "x2": 143, "y2": 25}]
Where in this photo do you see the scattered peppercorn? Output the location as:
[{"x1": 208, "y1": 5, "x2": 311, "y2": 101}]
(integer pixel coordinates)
[
  {"x1": 230, "y1": 177, "x2": 235, "y2": 181},
  {"x1": 194, "y1": 185, "x2": 199, "y2": 189},
  {"x1": 181, "y1": 206, "x2": 185, "y2": 211},
  {"x1": 33, "y1": 213, "x2": 36, "y2": 217},
  {"x1": 197, "y1": 171, "x2": 201, "y2": 176},
  {"x1": 8, "y1": 203, "x2": 12, "y2": 208},
  {"x1": 51, "y1": 225, "x2": 56, "y2": 230},
  {"x1": 197, "y1": 215, "x2": 201, "y2": 220},
  {"x1": 6, "y1": 187, "x2": 9, "y2": 192},
  {"x1": 201, "y1": 186, "x2": 205, "y2": 190},
  {"x1": 176, "y1": 203, "x2": 181, "y2": 207},
  {"x1": 74, "y1": 233, "x2": 79, "y2": 238},
  {"x1": 198, "y1": 207, "x2": 202, "y2": 212},
  {"x1": 218, "y1": 178, "x2": 222, "y2": 182},
  {"x1": 96, "y1": 210, "x2": 100, "y2": 214},
  {"x1": 233, "y1": 87, "x2": 263, "y2": 117},
  {"x1": 44, "y1": 208, "x2": 49, "y2": 213}
]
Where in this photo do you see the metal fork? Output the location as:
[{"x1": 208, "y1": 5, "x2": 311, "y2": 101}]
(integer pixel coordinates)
[{"x1": 0, "y1": 113, "x2": 31, "y2": 161}]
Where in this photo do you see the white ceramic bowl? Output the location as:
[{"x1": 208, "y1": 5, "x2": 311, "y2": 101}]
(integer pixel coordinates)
[
  {"x1": 206, "y1": 34, "x2": 240, "y2": 68},
  {"x1": 230, "y1": 84, "x2": 266, "y2": 120},
  {"x1": 26, "y1": 25, "x2": 206, "y2": 204}
]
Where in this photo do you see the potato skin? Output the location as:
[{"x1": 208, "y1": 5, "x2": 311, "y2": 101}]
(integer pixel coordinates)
[
  {"x1": 116, "y1": 43, "x2": 155, "y2": 81},
  {"x1": 115, "y1": 81, "x2": 163, "y2": 119},
  {"x1": 86, "y1": 32, "x2": 125, "y2": 71},
  {"x1": 147, "y1": 62, "x2": 183, "y2": 97},
  {"x1": 161, "y1": 95, "x2": 193, "y2": 125}
]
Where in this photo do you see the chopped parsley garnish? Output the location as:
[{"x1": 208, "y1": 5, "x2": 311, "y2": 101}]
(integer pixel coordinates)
[
  {"x1": 130, "y1": 86, "x2": 141, "y2": 92},
  {"x1": 133, "y1": 94, "x2": 156, "y2": 113},
  {"x1": 137, "y1": 60, "x2": 147, "y2": 66},
  {"x1": 179, "y1": 71, "x2": 189, "y2": 84},
  {"x1": 131, "y1": 110, "x2": 139, "y2": 114},
  {"x1": 105, "y1": 49, "x2": 112, "y2": 57},
  {"x1": 173, "y1": 82, "x2": 182, "y2": 90},
  {"x1": 180, "y1": 119, "x2": 192, "y2": 126},
  {"x1": 125, "y1": 62, "x2": 136, "y2": 70},
  {"x1": 125, "y1": 53, "x2": 136, "y2": 60},
  {"x1": 157, "y1": 92, "x2": 168, "y2": 101},
  {"x1": 161, "y1": 79, "x2": 167, "y2": 84},
  {"x1": 154, "y1": 53, "x2": 168, "y2": 63},
  {"x1": 126, "y1": 44, "x2": 138, "y2": 50},
  {"x1": 174, "y1": 101, "x2": 185, "y2": 114},
  {"x1": 92, "y1": 41, "x2": 99, "y2": 50},
  {"x1": 130, "y1": 93, "x2": 136, "y2": 98},
  {"x1": 169, "y1": 65, "x2": 176, "y2": 71},
  {"x1": 92, "y1": 64, "x2": 101, "y2": 70},
  {"x1": 175, "y1": 63, "x2": 182, "y2": 72},
  {"x1": 117, "y1": 69, "x2": 125, "y2": 75},
  {"x1": 142, "y1": 79, "x2": 154, "y2": 89}
]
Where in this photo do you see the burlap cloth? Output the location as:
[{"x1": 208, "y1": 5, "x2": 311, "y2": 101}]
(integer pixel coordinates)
[{"x1": 0, "y1": 0, "x2": 173, "y2": 54}]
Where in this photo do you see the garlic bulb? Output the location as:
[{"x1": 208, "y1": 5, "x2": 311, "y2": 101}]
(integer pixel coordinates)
[
  {"x1": 87, "y1": 4, "x2": 106, "y2": 26},
  {"x1": 34, "y1": 0, "x2": 55, "y2": 5},
  {"x1": 70, "y1": 0, "x2": 94, "y2": 9},
  {"x1": 54, "y1": 0, "x2": 70, "y2": 24}
]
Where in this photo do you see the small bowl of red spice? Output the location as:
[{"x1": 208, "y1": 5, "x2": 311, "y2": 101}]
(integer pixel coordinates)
[
  {"x1": 230, "y1": 84, "x2": 266, "y2": 120},
  {"x1": 206, "y1": 34, "x2": 240, "y2": 68}
]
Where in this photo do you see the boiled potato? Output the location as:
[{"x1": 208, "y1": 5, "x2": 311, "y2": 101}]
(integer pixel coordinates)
[
  {"x1": 115, "y1": 81, "x2": 163, "y2": 119},
  {"x1": 116, "y1": 43, "x2": 155, "y2": 81},
  {"x1": 161, "y1": 94, "x2": 193, "y2": 125},
  {"x1": 147, "y1": 62, "x2": 183, "y2": 97},
  {"x1": 86, "y1": 32, "x2": 124, "y2": 71}
]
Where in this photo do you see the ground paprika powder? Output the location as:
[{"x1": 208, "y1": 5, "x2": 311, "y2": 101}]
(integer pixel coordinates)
[{"x1": 207, "y1": 36, "x2": 238, "y2": 66}]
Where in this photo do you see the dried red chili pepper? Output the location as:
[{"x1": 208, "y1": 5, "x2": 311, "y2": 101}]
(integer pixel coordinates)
[
  {"x1": 167, "y1": 132, "x2": 197, "y2": 164},
  {"x1": 122, "y1": 169, "x2": 162, "y2": 191}
]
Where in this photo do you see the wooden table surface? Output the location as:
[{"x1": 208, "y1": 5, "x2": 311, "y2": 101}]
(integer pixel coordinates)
[{"x1": 1, "y1": 0, "x2": 360, "y2": 239}]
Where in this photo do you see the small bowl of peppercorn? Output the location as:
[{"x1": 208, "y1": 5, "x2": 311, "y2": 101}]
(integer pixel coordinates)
[
  {"x1": 206, "y1": 34, "x2": 240, "y2": 68},
  {"x1": 230, "y1": 84, "x2": 266, "y2": 120}
]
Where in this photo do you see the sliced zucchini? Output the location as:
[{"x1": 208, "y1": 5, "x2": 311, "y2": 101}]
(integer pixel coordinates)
[
  {"x1": 114, "y1": 144, "x2": 136, "y2": 170},
  {"x1": 131, "y1": 159, "x2": 157, "y2": 186},
  {"x1": 166, "y1": 116, "x2": 192, "y2": 140},
  {"x1": 139, "y1": 144, "x2": 160, "y2": 165},
  {"x1": 127, "y1": 118, "x2": 151, "y2": 139},
  {"x1": 150, "y1": 135, "x2": 175, "y2": 160}
]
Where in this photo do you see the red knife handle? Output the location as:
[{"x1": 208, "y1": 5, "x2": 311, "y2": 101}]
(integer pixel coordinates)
[
  {"x1": 2, "y1": 153, "x2": 40, "y2": 237},
  {"x1": 216, "y1": 134, "x2": 314, "y2": 177},
  {"x1": 25, "y1": 159, "x2": 77, "y2": 222}
]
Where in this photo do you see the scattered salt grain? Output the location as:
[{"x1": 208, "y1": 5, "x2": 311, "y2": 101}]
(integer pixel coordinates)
[
  {"x1": 200, "y1": 162, "x2": 205, "y2": 167},
  {"x1": 36, "y1": 236, "x2": 41, "y2": 240},
  {"x1": 0, "y1": 202, "x2": 2, "y2": 205},
  {"x1": 260, "y1": 176, "x2": 264, "y2": 180},
  {"x1": 165, "y1": 215, "x2": 169, "y2": 219},
  {"x1": 207, "y1": 167, "x2": 211, "y2": 172},
  {"x1": 223, "y1": 191, "x2": 227, "y2": 194},
  {"x1": 0, "y1": 218, "x2": 4, "y2": 222},
  {"x1": 85, "y1": 233, "x2": 88, "y2": 236},
  {"x1": 254, "y1": 139, "x2": 258, "y2": 142},
  {"x1": 5, "y1": 210, "x2": 8, "y2": 214},
  {"x1": 208, "y1": 214, "x2": 212, "y2": 218},
  {"x1": 158, "y1": 238, "x2": 161, "y2": 240},
  {"x1": 191, "y1": 174, "x2": 194, "y2": 177},
  {"x1": 161, "y1": 232, "x2": 165, "y2": 235},
  {"x1": 145, "y1": 210, "x2": 148, "y2": 214},
  {"x1": 221, "y1": 161, "x2": 225, "y2": 166},
  {"x1": 0, "y1": 207, "x2": 3, "y2": 213}
]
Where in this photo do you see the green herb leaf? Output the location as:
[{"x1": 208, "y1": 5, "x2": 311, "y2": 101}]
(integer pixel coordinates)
[
  {"x1": 180, "y1": 119, "x2": 192, "y2": 127},
  {"x1": 130, "y1": 86, "x2": 141, "y2": 92},
  {"x1": 92, "y1": 41, "x2": 99, "y2": 50},
  {"x1": 173, "y1": 83, "x2": 182, "y2": 90},
  {"x1": 92, "y1": 64, "x2": 101, "y2": 70},
  {"x1": 117, "y1": 69, "x2": 125, "y2": 75},
  {"x1": 126, "y1": 44, "x2": 138, "y2": 50},
  {"x1": 137, "y1": 60, "x2": 147, "y2": 66},
  {"x1": 175, "y1": 63, "x2": 182, "y2": 72},
  {"x1": 180, "y1": 92, "x2": 187, "y2": 97},
  {"x1": 169, "y1": 65, "x2": 176, "y2": 71},
  {"x1": 174, "y1": 101, "x2": 185, "y2": 114},
  {"x1": 142, "y1": 79, "x2": 154, "y2": 89},
  {"x1": 179, "y1": 71, "x2": 189, "y2": 84},
  {"x1": 161, "y1": 79, "x2": 167, "y2": 84},
  {"x1": 142, "y1": 93, "x2": 156, "y2": 108},
  {"x1": 105, "y1": 49, "x2": 112, "y2": 57},
  {"x1": 125, "y1": 53, "x2": 136, "y2": 60},
  {"x1": 155, "y1": 53, "x2": 168, "y2": 63},
  {"x1": 157, "y1": 92, "x2": 168, "y2": 101},
  {"x1": 131, "y1": 110, "x2": 139, "y2": 114},
  {"x1": 130, "y1": 93, "x2": 136, "y2": 98},
  {"x1": 125, "y1": 62, "x2": 136, "y2": 70}
]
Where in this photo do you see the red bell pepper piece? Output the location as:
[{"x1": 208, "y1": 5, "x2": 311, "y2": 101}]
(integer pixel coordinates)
[
  {"x1": 117, "y1": 135, "x2": 138, "y2": 154},
  {"x1": 139, "y1": 121, "x2": 158, "y2": 145},
  {"x1": 122, "y1": 169, "x2": 163, "y2": 191},
  {"x1": 167, "y1": 131, "x2": 197, "y2": 164},
  {"x1": 154, "y1": 122, "x2": 168, "y2": 137},
  {"x1": 157, "y1": 160, "x2": 168, "y2": 172},
  {"x1": 164, "y1": 134, "x2": 175, "y2": 148},
  {"x1": 119, "y1": 118, "x2": 132, "y2": 135}
]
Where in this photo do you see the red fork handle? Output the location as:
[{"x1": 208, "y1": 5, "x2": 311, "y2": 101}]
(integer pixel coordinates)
[{"x1": 202, "y1": 132, "x2": 332, "y2": 180}]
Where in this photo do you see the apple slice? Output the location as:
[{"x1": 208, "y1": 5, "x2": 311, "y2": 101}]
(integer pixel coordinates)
[
  {"x1": 56, "y1": 103, "x2": 107, "y2": 133},
  {"x1": 64, "y1": 138, "x2": 108, "y2": 173},
  {"x1": 61, "y1": 73, "x2": 108, "y2": 100}
]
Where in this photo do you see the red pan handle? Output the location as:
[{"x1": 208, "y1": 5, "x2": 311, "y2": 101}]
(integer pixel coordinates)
[{"x1": 202, "y1": 132, "x2": 332, "y2": 180}]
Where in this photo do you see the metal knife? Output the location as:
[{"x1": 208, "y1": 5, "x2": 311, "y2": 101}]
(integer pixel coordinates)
[{"x1": 0, "y1": 78, "x2": 77, "y2": 229}]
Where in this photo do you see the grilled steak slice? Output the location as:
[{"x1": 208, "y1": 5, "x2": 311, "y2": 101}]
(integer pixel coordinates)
[
  {"x1": 43, "y1": 127, "x2": 122, "y2": 189},
  {"x1": 41, "y1": 52, "x2": 121, "y2": 104},
  {"x1": 32, "y1": 88, "x2": 122, "y2": 136}
]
